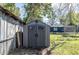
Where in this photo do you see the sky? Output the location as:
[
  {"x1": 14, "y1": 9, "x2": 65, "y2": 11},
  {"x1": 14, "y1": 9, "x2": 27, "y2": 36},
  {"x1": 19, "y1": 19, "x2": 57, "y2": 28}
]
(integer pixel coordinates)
[
  {"x1": 15, "y1": 3, "x2": 50, "y2": 23},
  {"x1": 15, "y1": 3, "x2": 79, "y2": 18},
  {"x1": 15, "y1": 3, "x2": 24, "y2": 19},
  {"x1": 15, "y1": 3, "x2": 79, "y2": 25}
]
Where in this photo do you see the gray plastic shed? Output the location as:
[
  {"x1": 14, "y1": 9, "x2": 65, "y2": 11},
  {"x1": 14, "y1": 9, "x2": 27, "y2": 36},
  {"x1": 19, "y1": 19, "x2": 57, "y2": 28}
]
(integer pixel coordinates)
[{"x1": 23, "y1": 20, "x2": 50, "y2": 48}]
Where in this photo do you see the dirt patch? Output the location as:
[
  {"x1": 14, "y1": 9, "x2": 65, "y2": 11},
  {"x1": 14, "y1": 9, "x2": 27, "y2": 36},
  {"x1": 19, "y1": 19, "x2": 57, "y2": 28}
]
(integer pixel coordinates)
[{"x1": 8, "y1": 48, "x2": 50, "y2": 55}]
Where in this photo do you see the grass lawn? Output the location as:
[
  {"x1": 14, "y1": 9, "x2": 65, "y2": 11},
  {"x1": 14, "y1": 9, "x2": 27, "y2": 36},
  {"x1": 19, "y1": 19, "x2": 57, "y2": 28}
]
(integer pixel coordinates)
[{"x1": 50, "y1": 33, "x2": 79, "y2": 55}]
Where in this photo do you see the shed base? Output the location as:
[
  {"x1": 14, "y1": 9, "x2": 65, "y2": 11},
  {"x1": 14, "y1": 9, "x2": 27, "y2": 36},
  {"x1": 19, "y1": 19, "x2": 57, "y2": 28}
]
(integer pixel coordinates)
[{"x1": 8, "y1": 47, "x2": 50, "y2": 55}]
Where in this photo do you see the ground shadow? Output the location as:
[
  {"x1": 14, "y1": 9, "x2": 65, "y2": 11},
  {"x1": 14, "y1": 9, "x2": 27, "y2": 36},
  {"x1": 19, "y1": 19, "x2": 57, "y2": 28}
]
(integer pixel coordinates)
[{"x1": 47, "y1": 41, "x2": 66, "y2": 55}]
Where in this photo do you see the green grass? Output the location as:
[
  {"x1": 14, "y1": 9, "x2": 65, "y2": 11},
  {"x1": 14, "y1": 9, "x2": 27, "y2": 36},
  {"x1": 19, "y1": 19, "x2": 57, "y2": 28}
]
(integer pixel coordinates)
[{"x1": 50, "y1": 33, "x2": 79, "y2": 55}]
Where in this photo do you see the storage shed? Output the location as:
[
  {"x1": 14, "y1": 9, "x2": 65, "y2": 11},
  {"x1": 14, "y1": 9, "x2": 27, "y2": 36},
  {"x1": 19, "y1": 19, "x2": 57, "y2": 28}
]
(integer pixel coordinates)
[
  {"x1": 23, "y1": 20, "x2": 50, "y2": 48},
  {"x1": 0, "y1": 6, "x2": 23, "y2": 55}
]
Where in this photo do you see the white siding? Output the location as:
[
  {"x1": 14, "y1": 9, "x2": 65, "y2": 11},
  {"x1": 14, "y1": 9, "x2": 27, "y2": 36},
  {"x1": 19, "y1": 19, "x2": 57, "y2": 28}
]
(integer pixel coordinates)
[
  {"x1": 0, "y1": 18, "x2": 1, "y2": 40},
  {"x1": 0, "y1": 11, "x2": 21, "y2": 54},
  {"x1": 0, "y1": 11, "x2": 2, "y2": 40},
  {"x1": 1, "y1": 19, "x2": 5, "y2": 40},
  {"x1": 0, "y1": 11, "x2": 2, "y2": 54},
  {"x1": 0, "y1": 13, "x2": 1, "y2": 40},
  {"x1": 1, "y1": 13, "x2": 7, "y2": 41},
  {"x1": 7, "y1": 23, "x2": 14, "y2": 39}
]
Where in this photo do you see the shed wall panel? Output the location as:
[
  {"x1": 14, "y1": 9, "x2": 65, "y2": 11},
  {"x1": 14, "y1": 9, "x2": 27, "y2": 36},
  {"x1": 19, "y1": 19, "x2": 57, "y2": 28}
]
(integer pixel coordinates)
[
  {"x1": 23, "y1": 25, "x2": 28, "y2": 48},
  {"x1": 37, "y1": 24, "x2": 46, "y2": 48}
]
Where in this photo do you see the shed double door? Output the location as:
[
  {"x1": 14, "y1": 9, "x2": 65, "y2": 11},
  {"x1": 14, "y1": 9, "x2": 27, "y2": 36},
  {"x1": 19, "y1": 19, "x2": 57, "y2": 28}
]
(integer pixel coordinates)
[{"x1": 28, "y1": 24, "x2": 45, "y2": 48}]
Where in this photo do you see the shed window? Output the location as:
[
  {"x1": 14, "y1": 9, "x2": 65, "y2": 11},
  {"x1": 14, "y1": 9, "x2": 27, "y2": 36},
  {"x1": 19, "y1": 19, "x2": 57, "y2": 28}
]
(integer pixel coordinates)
[
  {"x1": 29, "y1": 25, "x2": 36, "y2": 30},
  {"x1": 38, "y1": 26, "x2": 44, "y2": 30}
]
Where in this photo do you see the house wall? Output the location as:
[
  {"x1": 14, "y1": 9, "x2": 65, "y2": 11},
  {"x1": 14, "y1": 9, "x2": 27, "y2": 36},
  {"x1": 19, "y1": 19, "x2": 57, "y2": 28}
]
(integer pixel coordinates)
[
  {"x1": 0, "y1": 11, "x2": 21, "y2": 55},
  {"x1": 64, "y1": 26, "x2": 76, "y2": 32}
]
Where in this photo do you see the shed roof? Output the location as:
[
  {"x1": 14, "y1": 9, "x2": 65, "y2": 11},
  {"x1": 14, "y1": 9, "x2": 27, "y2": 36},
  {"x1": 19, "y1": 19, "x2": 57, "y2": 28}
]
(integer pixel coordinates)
[
  {"x1": 0, "y1": 6, "x2": 24, "y2": 24},
  {"x1": 26, "y1": 20, "x2": 50, "y2": 27}
]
